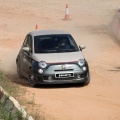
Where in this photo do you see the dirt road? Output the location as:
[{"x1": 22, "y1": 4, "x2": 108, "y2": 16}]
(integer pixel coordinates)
[{"x1": 0, "y1": 0, "x2": 120, "y2": 120}]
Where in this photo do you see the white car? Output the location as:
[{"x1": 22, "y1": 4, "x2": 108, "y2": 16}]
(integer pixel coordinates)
[{"x1": 16, "y1": 30, "x2": 90, "y2": 87}]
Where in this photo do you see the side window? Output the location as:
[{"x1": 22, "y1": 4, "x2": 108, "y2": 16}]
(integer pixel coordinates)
[{"x1": 23, "y1": 35, "x2": 32, "y2": 53}]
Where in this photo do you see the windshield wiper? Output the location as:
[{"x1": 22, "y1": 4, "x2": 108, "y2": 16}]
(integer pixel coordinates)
[
  {"x1": 58, "y1": 49, "x2": 76, "y2": 52},
  {"x1": 39, "y1": 49, "x2": 58, "y2": 53},
  {"x1": 38, "y1": 50, "x2": 48, "y2": 53},
  {"x1": 36, "y1": 49, "x2": 76, "y2": 53},
  {"x1": 47, "y1": 50, "x2": 58, "y2": 53}
]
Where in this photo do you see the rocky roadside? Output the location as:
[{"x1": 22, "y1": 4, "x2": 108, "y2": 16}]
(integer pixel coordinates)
[{"x1": 0, "y1": 86, "x2": 34, "y2": 120}]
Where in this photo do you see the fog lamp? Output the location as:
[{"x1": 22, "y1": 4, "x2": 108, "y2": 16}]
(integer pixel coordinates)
[
  {"x1": 38, "y1": 69, "x2": 43, "y2": 74},
  {"x1": 77, "y1": 74, "x2": 80, "y2": 79},
  {"x1": 48, "y1": 76, "x2": 52, "y2": 80},
  {"x1": 83, "y1": 67, "x2": 87, "y2": 71}
]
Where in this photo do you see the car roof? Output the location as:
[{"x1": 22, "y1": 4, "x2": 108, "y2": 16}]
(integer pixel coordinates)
[{"x1": 29, "y1": 30, "x2": 70, "y2": 36}]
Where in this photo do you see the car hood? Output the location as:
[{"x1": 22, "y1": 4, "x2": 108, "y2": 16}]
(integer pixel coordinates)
[{"x1": 32, "y1": 51, "x2": 84, "y2": 63}]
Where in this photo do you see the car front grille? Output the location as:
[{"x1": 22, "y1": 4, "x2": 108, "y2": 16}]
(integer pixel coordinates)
[
  {"x1": 54, "y1": 69, "x2": 73, "y2": 71},
  {"x1": 42, "y1": 73, "x2": 87, "y2": 81}
]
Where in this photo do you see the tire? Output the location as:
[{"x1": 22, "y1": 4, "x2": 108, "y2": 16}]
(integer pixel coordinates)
[
  {"x1": 17, "y1": 62, "x2": 23, "y2": 79},
  {"x1": 83, "y1": 72, "x2": 90, "y2": 86},
  {"x1": 29, "y1": 69, "x2": 37, "y2": 87}
]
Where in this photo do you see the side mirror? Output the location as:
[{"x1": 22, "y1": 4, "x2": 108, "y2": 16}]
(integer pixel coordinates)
[
  {"x1": 79, "y1": 45, "x2": 86, "y2": 51},
  {"x1": 22, "y1": 47, "x2": 30, "y2": 52}
]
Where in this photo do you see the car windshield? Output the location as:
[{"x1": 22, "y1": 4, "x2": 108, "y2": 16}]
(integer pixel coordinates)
[{"x1": 34, "y1": 34, "x2": 79, "y2": 53}]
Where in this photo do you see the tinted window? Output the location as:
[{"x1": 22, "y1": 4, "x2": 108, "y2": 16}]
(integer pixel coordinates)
[{"x1": 34, "y1": 34, "x2": 79, "y2": 53}]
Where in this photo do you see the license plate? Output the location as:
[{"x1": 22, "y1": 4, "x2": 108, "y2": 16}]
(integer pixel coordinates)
[{"x1": 55, "y1": 73, "x2": 74, "y2": 78}]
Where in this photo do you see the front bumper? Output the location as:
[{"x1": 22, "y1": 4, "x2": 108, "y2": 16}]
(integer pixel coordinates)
[
  {"x1": 32, "y1": 61, "x2": 90, "y2": 84},
  {"x1": 34, "y1": 71, "x2": 89, "y2": 84}
]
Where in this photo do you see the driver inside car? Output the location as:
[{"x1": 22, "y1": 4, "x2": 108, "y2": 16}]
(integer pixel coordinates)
[{"x1": 59, "y1": 38, "x2": 71, "y2": 49}]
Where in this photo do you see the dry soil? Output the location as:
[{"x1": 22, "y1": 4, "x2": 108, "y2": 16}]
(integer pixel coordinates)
[{"x1": 0, "y1": 0, "x2": 120, "y2": 120}]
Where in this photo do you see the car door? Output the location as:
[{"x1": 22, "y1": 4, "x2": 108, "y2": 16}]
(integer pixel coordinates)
[{"x1": 19, "y1": 34, "x2": 33, "y2": 78}]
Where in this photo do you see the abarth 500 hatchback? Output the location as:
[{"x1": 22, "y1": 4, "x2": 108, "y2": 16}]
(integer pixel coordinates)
[{"x1": 16, "y1": 30, "x2": 90, "y2": 87}]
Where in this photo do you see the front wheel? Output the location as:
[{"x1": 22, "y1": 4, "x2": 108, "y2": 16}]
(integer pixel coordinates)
[
  {"x1": 29, "y1": 69, "x2": 37, "y2": 87},
  {"x1": 83, "y1": 72, "x2": 90, "y2": 86}
]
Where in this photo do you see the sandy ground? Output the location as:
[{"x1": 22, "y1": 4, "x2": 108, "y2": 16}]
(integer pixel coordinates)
[{"x1": 0, "y1": 0, "x2": 120, "y2": 120}]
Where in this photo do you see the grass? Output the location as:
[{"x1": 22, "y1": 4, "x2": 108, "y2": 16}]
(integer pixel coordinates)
[
  {"x1": 0, "y1": 70, "x2": 25, "y2": 97},
  {"x1": 0, "y1": 70, "x2": 46, "y2": 120},
  {"x1": 0, "y1": 102, "x2": 27, "y2": 120},
  {"x1": 0, "y1": 92, "x2": 28, "y2": 120},
  {"x1": 0, "y1": 70, "x2": 27, "y2": 120}
]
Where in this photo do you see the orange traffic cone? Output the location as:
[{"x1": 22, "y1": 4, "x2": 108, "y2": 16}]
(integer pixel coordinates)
[
  {"x1": 64, "y1": 4, "x2": 70, "y2": 20},
  {"x1": 35, "y1": 24, "x2": 39, "y2": 30}
]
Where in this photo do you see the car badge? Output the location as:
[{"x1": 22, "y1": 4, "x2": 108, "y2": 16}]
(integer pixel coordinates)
[{"x1": 61, "y1": 65, "x2": 66, "y2": 70}]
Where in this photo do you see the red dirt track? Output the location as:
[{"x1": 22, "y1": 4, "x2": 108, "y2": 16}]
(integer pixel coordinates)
[{"x1": 0, "y1": 0, "x2": 120, "y2": 120}]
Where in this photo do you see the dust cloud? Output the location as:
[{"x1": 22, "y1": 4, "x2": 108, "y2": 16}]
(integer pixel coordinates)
[
  {"x1": 0, "y1": 48, "x2": 18, "y2": 75},
  {"x1": 109, "y1": 11, "x2": 120, "y2": 42}
]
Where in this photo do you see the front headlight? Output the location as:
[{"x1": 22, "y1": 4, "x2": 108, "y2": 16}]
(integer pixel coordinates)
[
  {"x1": 38, "y1": 61, "x2": 47, "y2": 68},
  {"x1": 78, "y1": 59, "x2": 85, "y2": 66}
]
